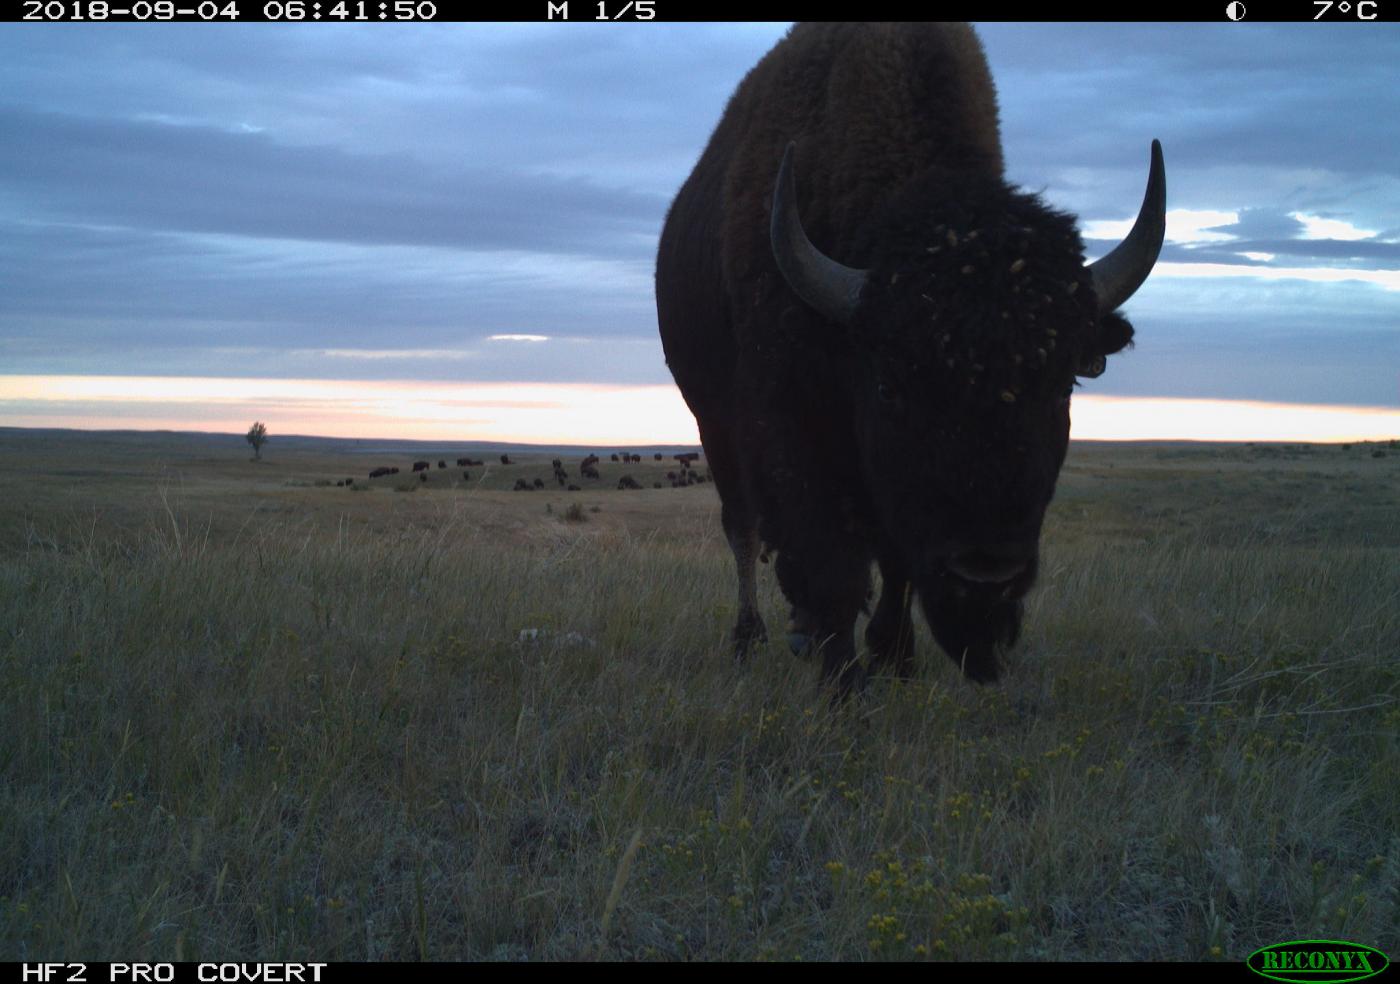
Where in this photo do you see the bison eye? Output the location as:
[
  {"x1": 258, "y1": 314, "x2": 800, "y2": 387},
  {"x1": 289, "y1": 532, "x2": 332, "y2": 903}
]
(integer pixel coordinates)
[{"x1": 1079, "y1": 353, "x2": 1107, "y2": 379}]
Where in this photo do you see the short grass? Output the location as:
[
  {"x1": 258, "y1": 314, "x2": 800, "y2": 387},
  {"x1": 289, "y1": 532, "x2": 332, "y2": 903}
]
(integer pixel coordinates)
[{"x1": 1, "y1": 429, "x2": 1397, "y2": 960}]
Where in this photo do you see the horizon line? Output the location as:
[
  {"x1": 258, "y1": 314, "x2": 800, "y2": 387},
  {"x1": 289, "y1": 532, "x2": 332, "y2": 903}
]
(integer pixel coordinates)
[{"x1": 1, "y1": 375, "x2": 1398, "y2": 445}]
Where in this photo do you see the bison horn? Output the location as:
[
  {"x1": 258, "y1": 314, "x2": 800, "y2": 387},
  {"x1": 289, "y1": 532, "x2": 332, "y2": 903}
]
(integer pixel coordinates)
[
  {"x1": 770, "y1": 141, "x2": 868, "y2": 325},
  {"x1": 1087, "y1": 139, "x2": 1167, "y2": 315}
]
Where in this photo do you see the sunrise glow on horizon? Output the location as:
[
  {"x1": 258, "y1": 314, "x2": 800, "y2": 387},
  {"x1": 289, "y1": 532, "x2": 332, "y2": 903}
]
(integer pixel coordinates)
[{"x1": 2, "y1": 375, "x2": 1398, "y2": 447}]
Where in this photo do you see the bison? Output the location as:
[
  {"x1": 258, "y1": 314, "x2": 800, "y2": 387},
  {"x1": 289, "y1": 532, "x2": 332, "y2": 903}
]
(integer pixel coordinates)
[
  {"x1": 617, "y1": 475, "x2": 642, "y2": 490},
  {"x1": 654, "y1": 23, "x2": 1165, "y2": 694},
  {"x1": 500, "y1": 454, "x2": 513, "y2": 465},
  {"x1": 412, "y1": 461, "x2": 429, "y2": 472}
]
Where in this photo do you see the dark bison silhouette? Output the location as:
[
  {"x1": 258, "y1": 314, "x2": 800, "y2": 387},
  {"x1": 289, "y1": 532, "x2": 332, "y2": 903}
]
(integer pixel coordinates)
[
  {"x1": 500, "y1": 454, "x2": 512, "y2": 465},
  {"x1": 412, "y1": 461, "x2": 429, "y2": 472},
  {"x1": 655, "y1": 23, "x2": 1165, "y2": 694}
]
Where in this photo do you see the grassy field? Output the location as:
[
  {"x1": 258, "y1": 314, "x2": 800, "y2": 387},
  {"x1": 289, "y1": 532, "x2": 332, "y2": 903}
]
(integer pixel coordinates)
[{"x1": 2, "y1": 427, "x2": 1397, "y2": 961}]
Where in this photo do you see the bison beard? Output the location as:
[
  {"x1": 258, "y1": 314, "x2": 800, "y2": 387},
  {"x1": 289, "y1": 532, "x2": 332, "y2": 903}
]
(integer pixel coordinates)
[{"x1": 655, "y1": 24, "x2": 1165, "y2": 696}]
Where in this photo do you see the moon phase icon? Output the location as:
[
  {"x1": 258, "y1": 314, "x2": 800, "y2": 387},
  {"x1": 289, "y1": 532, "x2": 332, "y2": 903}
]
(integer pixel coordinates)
[{"x1": 1227, "y1": 1, "x2": 1246, "y2": 19}]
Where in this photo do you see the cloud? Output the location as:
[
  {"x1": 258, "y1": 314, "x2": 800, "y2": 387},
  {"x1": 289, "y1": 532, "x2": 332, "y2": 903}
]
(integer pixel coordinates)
[
  {"x1": 0, "y1": 104, "x2": 666, "y2": 259},
  {"x1": 0, "y1": 22, "x2": 1396, "y2": 423}
]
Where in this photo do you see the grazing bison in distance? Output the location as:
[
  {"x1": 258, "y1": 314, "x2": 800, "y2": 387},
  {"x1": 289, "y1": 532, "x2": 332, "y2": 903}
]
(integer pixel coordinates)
[
  {"x1": 654, "y1": 23, "x2": 1165, "y2": 694},
  {"x1": 412, "y1": 461, "x2": 430, "y2": 472}
]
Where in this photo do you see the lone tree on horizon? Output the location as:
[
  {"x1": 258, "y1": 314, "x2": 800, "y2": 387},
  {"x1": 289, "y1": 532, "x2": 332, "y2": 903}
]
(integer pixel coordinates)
[{"x1": 246, "y1": 421, "x2": 269, "y2": 460}]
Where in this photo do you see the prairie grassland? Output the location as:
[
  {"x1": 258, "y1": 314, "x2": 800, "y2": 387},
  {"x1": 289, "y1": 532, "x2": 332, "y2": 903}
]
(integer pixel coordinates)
[{"x1": 2, "y1": 429, "x2": 1398, "y2": 960}]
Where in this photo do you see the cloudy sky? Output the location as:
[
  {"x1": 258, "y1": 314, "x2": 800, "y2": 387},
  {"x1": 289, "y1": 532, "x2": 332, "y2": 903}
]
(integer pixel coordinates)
[{"x1": 2, "y1": 23, "x2": 1398, "y2": 442}]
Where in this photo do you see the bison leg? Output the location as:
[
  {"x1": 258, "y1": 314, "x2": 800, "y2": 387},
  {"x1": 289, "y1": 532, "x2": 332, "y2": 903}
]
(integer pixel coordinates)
[
  {"x1": 726, "y1": 519, "x2": 768, "y2": 659},
  {"x1": 786, "y1": 605, "x2": 819, "y2": 657},
  {"x1": 700, "y1": 418, "x2": 768, "y2": 659},
  {"x1": 866, "y1": 574, "x2": 916, "y2": 679},
  {"x1": 773, "y1": 548, "x2": 868, "y2": 697},
  {"x1": 919, "y1": 584, "x2": 1023, "y2": 684},
  {"x1": 814, "y1": 624, "x2": 865, "y2": 700}
]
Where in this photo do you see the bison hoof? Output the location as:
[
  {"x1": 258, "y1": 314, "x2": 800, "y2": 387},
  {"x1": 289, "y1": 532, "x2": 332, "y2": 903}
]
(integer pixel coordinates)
[
  {"x1": 957, "y1": 645, "x2": 1001, "y2": 684},
  {"x1": 786, "y1": 632, "x2": 813, "y2": 658},
  {"x1": 870, "y1": 651, "x2": 916, "y2": 680},
  {"x1": 829, "y1": 660, "x2": 868, "y2": 703},
  {"x1": 731, "y1": 613, "x2": 768, "y2": 661}
]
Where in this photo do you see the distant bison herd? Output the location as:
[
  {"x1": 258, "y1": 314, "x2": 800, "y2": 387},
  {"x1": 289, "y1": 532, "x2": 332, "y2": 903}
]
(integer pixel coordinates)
[{"x1": 346, "y1": 452, "x2": 709, "y2": 492}]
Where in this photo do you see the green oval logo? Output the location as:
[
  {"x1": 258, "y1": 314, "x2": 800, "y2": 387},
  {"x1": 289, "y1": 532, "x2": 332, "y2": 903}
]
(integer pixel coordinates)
[{"x1": 1248, "y1": 940, "x2": 1390, "y2": 984}]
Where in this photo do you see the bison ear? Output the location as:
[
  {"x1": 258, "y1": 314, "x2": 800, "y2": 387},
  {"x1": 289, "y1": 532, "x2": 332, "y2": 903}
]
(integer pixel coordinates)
[
  {"x1": 1096, "y1": 312, "x2": 1134, "y2": 357},
  {"x1": 1078, "y1": 313, "x2": 1134, "y2": 379}
]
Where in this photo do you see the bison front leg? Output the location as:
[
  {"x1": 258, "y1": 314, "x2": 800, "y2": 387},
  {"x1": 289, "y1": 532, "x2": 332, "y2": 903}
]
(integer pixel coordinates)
[
  {"x1": 866, "y1": 574, "x2": 915, "y2": 679},
  {"x1": 774, "y1": 549, "x2": 869, "y2": 697},
  {"x1": 724, "y1": 514, "x2": 768, "y2": 660}
]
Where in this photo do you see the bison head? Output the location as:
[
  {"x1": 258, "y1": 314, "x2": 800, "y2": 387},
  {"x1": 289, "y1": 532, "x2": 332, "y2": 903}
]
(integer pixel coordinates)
[{"x1": 770, "y1": 141, "x2": 1165, "y2": 648}]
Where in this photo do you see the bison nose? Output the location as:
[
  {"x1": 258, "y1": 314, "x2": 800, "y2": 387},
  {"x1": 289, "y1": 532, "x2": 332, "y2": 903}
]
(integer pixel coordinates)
[{"x1": 947, "y1": 544, "x2": 1034, "y2": 584}]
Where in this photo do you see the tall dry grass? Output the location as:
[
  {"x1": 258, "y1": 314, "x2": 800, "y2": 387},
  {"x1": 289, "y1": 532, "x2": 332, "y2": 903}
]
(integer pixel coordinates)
[{"x1": 1, "y1": 437, "x2": 1397, "y2": 960}]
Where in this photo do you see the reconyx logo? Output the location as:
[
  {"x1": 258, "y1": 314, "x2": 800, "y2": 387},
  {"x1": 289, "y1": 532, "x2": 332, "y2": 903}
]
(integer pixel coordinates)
[{"x1": 1248, "y1": 940, "x2": 1390, "y2": 983}]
